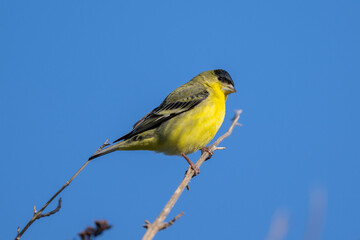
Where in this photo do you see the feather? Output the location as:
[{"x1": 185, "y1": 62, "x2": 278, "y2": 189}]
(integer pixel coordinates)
[{"x1": 113, "y1": 87, "x2": 209, "y2": 143}]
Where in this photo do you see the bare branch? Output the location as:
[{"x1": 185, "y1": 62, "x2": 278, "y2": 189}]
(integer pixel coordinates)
[
  {"x1": 14, "y1": 140, "x2": 110, "y2": 240},
  {"x1": 142, "y1": 110, "x2": 242, "y2": 240}
]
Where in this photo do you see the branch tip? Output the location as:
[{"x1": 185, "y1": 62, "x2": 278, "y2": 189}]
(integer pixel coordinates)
[
  {"x1": 235, "y1": 109, "x2": 243, "y2": 115},
  {"x1": 215, "y1": 146, "x2": 226, "y2": 150}
]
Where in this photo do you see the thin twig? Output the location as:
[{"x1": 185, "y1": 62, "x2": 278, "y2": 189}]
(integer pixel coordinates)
[
  {"x1": 142, "y1": 110, "x2": 242, "y2": 240},
  {"x1": 143, "y1": 212, "x2": 184, "y2": 230},
  {"x1": 159, "y1": 212, "x2": 184, "y2": 230},
  {"x1": 14, "y1": 140, "x2": 110, "y2": 240},
  {"x1": 38, "y1": 198, "x2": 62, "y2": 217}
]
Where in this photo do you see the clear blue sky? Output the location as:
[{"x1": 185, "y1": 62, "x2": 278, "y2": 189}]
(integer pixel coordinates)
[{"x1": 1, "y1": 0, "x2": 359, "y2": 239}]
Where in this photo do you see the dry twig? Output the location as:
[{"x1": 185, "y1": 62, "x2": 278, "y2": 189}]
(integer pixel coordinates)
[
  {"x1": 143, "y1": 212, "x2": 184, "y2": 230},
  {"x1": 78, "y1": 220, "x2": 112, "y2": 240},
  {"x1": 142, "y1": 110, "x2": 243, "y2": 240},
  {"x1": 14, "y1": 140, "x2": 110, "y2": 240}
]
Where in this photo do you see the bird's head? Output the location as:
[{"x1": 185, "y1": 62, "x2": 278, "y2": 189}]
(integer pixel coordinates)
[{"x1": 197, "y1": 69, "x2": 236, "y2": 95}]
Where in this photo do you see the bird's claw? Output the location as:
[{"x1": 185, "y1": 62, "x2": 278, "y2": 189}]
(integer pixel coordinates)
[
  {"x1": 201, "y1": 146, "x2": 213, "y2": 161},
  {"x1": 192, "y1": 165, "x2": 200, "y2": 176},
  {"x1": 186, "y1": 162, "x2": 200, "y2": 176}
]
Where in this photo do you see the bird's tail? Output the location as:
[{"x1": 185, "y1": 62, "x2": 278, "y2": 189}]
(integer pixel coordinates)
[{"x1": 88, "y1": 144, "x2": 119, "y2": 160}]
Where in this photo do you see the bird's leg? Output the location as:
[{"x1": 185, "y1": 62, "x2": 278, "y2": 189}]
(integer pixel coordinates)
[
  {"x1": 201, "y1": 146, "x2": 213, "y2": 161},
  {"x1": 181, "y1": 153, "x2": 200, "y2": 176}
]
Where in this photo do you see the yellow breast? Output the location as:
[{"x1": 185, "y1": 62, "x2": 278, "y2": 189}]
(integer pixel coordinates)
[{"x1": 156, "y1": 84, "x2": 226, "y2": 155}]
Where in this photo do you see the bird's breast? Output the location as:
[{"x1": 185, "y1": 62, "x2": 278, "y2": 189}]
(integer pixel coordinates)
[{"x1": 156, "y1": 90, "x2": 226, "y2": 155}]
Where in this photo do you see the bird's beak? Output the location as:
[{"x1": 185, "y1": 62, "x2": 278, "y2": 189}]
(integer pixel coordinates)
[{"x1": 222, "y1": 85, "x2": 236, "y2": 94}]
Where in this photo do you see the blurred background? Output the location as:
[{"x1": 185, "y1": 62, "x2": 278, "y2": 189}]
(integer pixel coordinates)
[{"x1": 1, "y1": 0, "x2": 359, "y2": 239}]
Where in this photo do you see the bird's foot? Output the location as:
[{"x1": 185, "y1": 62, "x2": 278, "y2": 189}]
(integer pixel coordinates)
[
  {"x1": 181, "y1": 153, "x2": 200, "y2": 176},
  {"x1": 190, "y1": 163, "x2": 200, "y2": 176},
  {"x1": 201, "y1": 146, "x2": 213, "y2": 161}
]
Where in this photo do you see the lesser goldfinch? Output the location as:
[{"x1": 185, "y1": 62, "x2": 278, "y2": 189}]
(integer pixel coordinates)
[{"x1": 89, "y1": 69, "x2": 235, "y2": 175}]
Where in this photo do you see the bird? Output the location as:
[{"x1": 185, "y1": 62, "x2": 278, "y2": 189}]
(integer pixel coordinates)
[{"x1": 89, "y1": 69, "x2": 236, "y2": 175}]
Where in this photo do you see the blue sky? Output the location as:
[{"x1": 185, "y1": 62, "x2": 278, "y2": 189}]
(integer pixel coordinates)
[{"x1": 1, "y1": 0, "x2": 359, "y2": 239}]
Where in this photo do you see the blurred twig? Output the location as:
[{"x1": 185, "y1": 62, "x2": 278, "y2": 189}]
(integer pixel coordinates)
[
  {"x1": 142, "y1": 110, "x2": 243, "y2": 240},
  {"x1": 14, "y1": 140, "x2": 110, "y2": 240},
  {"x1": 265, "y1": 209, "x2": 290, "y2": 240},
  {"x1": 303, "y1": 187, "x2": 327, "y2": 240},
  {"x1": 78, "y1": 220, "x2": 112, "y2": 240}
]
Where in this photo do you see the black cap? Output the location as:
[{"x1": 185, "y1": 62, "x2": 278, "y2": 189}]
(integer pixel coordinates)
[{"x1": 214, "y1": 69, "x2": 234, "y2": 87}]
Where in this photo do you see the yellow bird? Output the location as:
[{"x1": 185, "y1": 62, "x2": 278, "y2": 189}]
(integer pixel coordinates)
[{"x1": 89, "y1": 69, "x2": 236, "y2": 174}]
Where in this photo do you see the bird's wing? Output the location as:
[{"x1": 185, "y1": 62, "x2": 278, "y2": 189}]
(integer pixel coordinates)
[{"x1": 113, "y1": 85, "x2": 209, "y2": 143}]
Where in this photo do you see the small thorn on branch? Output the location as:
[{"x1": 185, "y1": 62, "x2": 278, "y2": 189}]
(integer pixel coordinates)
[
  {"x1": 17, "y1": 226, "x2": 20, "y2": 234},
  {"x1": 33, "y1": 205, "x2": 37, "y2": 214},
  {"x1": 143, "y1": 220, "x2": 152, "y2": 229}
]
